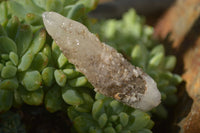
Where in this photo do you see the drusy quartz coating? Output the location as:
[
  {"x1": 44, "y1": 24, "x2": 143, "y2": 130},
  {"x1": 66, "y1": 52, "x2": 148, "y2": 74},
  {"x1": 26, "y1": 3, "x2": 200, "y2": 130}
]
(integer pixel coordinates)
[{"x1": 42, "y1": 12, "x2": 161, "y2": 111}]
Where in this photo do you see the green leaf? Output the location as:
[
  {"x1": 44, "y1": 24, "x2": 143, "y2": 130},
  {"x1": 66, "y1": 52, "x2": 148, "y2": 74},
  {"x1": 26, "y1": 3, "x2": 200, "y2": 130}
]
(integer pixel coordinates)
[
  {"x1": 5, "y1": 61, "x2": 14, "y2": 66},
  {"x1": 22, "y1": 70, "x2": 42, "y2": 91},
  {"x1": 95, "y1": 93, "x2": 105, "y2": 100},
  {"x1": 30, "y1": 25, "x2": 43, "y2": 33},
  {"x1": 32, "y1": 0, "x2": 47, "y2": 10},
  {"x1": 15, "y1": 24, "x2": 33, "y2": 57},
  {"x1": 77, "y1": 0, "x2": 98, "y2": 12},
  {"x1": 115, "y1": 124, "x2": 122, "y2": 132},
  {"x1": 92, "y1": 100, "x2": 104, "y2": 120},
  {"x1": 45, "y1": 85, "x2": 64, "y2": 113},
  {"x1": 74, "y1": 91, "x2": 94, "y2": 112},
  {"x1": 54, "y1": 69, "x2": 67, "y2": 87},
  {"x1": 89, "y1": 127, "x2": 102, "y2": 133},
  {"x1": 25, "y1": 13, "x2": 43, "y2": 26},
  {"x1": 7, "y1": 0, "x2": 28, "y2": 20},
  {"x1": 145, "y1": 120, "x2": 155, "y2": 129},
  {"x1": 123, "y1": 9, "x2": 142, "y2": 38},
  {"x1": 6, "y1": 16, "x2": 20, "y2": 40},
  {"x1": 42, "y1": 44, "x2": 52, "y2": 64},
  {"x1": 63, "y1": 68, "x2": 79, "y2": 79},
  {"x1": 14, "y1": 0, "x2": 44, "y2": 15},
  {"x1": 1, "y1": 54, "x2": 9, "y2": 61},
  {"x1": 159, "y1": 71, "x2": 173, "y2": 80},
  {"x1": 164, "y1": 56, "x2": 176, "y2": 71},
  {"x1": 42, "y1": 67, "x2": 55, "y2": 87},
  {"x1": 119, "y1": 112, "x2": 129, "y2": 127},
  {"x1": 9, "y1": 52, "x2": 18, "y2": 66},
  {"x1": 148, "y1": 53, "x2": 164, "y2": 69},
  {"x1": 171, "y1": 74, "x2": 182, "y2": 85},
  {"x1": 66, "y1": 3, "x2": 85, "y2": 20},
  {"x1": 98, "y1": 113, "x2": 107, "y2": 128},
  {"x1": 67, "y1": 106, "x2": 81, "y2": 120},
  {"x1": 109, "y1": 115, "x2": 118, "y2": 122},
  {"x1": 129, "y1": 110, "x2": 152, "y2": 131},
  {"x1": 62, "y1": 0, "x2": 77, "y2": 6},
  {"x1": 82, "y1": 91, "x2": 94, "y2": 105},
  {"x1": 0, "y1": 63, "x2": 3, "y2": 72},
  {"x1": 68, "y1": 76, "x2": 87, "y2": 87},
  {"x1": 20, "y1": 87, "x2": 44, "y2": 105},
  {"x1": 109, "y1": 100, "x2": 123, "y2": 114},
  {"x1": 29, "y1": 28, "x2": 46, "y2": 54},
  {"x1": 131, "y1": 44, "x2": 148, "y2": 68},
  {"x1": 162, "y1": 86, "x2": 177, "y2": 95},
  {"x1": 0, "y1": 78, "x2": 18, "y2": 91},
  {"x1": 0, "y1": 36, "x2": 17, "y2": 54},
  {"x1": 0, "y1": 89, "x2": 13, "y2": 113},
  {"x1": 104, "y1": 127, "x2": 116, "y2": 133},
  {"x1": 1, "y1": 65, "x2": 17, "y2": 79},
  {"x1": 13, "y1": 86, "x2": 24, "y2": 107},
  {"x1": 75, "y1": 104, "x2": 91, "y2": 113},
  {"x1": 45, "y1": 0, "x2": 63, "y2": 12},
  {"x1": 101, "y1": 20, "x2": 116, "y2": 39},
  {"x1": 62, "y1": 86, "x2": 84, "y2": 105},
  {"x1": 58, "y1": 53, "x2": 68, "y2": 68},
  {"x1": 18, "y1": 50, "x2": 34, "y2": 71},
  {"x1": 0, "y1": 1, "x2": 8, "y2": 26},
  {"x1": 0, "y1": 25, "x2": 7, "y2": 36},
  {"x1": 149, "y1": 45, "x2": 164, "y2": 58},
  {"x1": 51, "y1": 41, "x2": 61, "y2": 63},
  {"x1": 31, "y1": 52, "x2": 48, "y2": 72},
  {"x1": 73, "y1": 115, "x2": 97, "y2": 133}
]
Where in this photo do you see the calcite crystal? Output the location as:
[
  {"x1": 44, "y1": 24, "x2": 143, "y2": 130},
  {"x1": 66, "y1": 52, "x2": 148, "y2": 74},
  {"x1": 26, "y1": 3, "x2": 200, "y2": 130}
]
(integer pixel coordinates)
[{"x1": 42, "y1": 12, "x2": 161, "y2": 111}]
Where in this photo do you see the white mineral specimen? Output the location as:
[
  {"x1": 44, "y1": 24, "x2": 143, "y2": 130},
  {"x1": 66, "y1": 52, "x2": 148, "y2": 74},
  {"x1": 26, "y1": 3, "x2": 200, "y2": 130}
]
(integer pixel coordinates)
[{"x1": 42, "y1": 12, "x2": 161, "y2": 111}]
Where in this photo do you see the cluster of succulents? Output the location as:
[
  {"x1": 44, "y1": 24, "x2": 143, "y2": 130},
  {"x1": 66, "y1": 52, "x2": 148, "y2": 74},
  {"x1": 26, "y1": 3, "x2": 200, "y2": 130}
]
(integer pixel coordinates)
[
  {"x1": 0, "y1": 0, "x2": 97, "y2": 109},
  {"x1": 68, "y1": 93, "x2": 154, "y2": 133},
  {"x1": 0, "y1": 111, "x2": 26, "y2": 133},
  {"x1": 0, "y1": 0, "x2": 182, "y2": 133},
  {"x1": 0, "y1": 2, "x2": 92, "y2": 113}
]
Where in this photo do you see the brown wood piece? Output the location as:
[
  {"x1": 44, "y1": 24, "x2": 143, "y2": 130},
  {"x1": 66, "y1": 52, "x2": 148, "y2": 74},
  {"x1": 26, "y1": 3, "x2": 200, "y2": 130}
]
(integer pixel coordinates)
[
  {"x1": 154, "y1": 0, "x2": 200, "y2": 49},
  {"x1": 154, "y1": 0, "x2": 200, "y2": 133}
]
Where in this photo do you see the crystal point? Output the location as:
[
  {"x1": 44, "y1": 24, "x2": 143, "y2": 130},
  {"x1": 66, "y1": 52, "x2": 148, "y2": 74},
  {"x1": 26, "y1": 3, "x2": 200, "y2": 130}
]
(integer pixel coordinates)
[{"x1": 42, "y1": 12, "x2": 161, "y2": 111}]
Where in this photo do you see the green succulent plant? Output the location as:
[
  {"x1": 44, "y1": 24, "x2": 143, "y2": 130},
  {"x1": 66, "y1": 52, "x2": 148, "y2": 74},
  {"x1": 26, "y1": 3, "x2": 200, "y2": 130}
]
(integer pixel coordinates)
[
  {"x1": 0, "y1": 0, "x2": 97, "y2": 28},
  {"x1": 0, "y1": 0, "x2": 97, "y2": 112},
  {"x1": 0, "y1": 0, "x2": 182, "y2": 133},
  {"x1": 0, "y1": 111, "x2": 26, "y2": 133},
  {"x1": 68, "y1": 93, "x2": 154, "y2": 133}
]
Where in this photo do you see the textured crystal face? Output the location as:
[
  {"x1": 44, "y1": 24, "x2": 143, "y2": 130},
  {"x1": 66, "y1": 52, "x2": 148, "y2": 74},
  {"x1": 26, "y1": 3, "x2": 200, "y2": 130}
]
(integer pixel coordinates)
[{"x1": 42, "y1": 12, "x2": 161, "y2": 111}]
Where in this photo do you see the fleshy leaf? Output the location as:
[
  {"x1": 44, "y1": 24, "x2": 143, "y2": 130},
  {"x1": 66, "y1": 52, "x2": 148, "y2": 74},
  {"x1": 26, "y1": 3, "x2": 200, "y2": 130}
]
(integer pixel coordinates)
[
  {"x1": 62, "y1": 85, "x2": 84, "y2": 105},
  {"x1": 54, "y1": 69, "x2": 67, "y2": 87},
  {"x1": 45, "y1": 85, "x2": 65, "y2": 112},
  {"x1": 0, "y1": 90, "x2": 13, "y2": 113},
  {"x1": 22, "y1": 70, "x2": 42, "y2": 91},
  {"x1": 0, "y1": 36, "x2": 17, "y2": 54},
  {"x1": 15, "y1": 24, "x2": 33, "y2": 57},
  {"x1": 1, "y1": 65, "x2": 17, "y2": 78},
  {"x1": 20, "y1": 87, "x2": 44, "y2": 105}
]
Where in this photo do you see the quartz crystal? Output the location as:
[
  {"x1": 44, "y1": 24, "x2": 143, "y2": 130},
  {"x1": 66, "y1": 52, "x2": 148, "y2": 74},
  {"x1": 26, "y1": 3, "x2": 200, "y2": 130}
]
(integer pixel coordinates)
[{"x1": 42, "y1": 12, "x2": 161, "y2": 111}]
